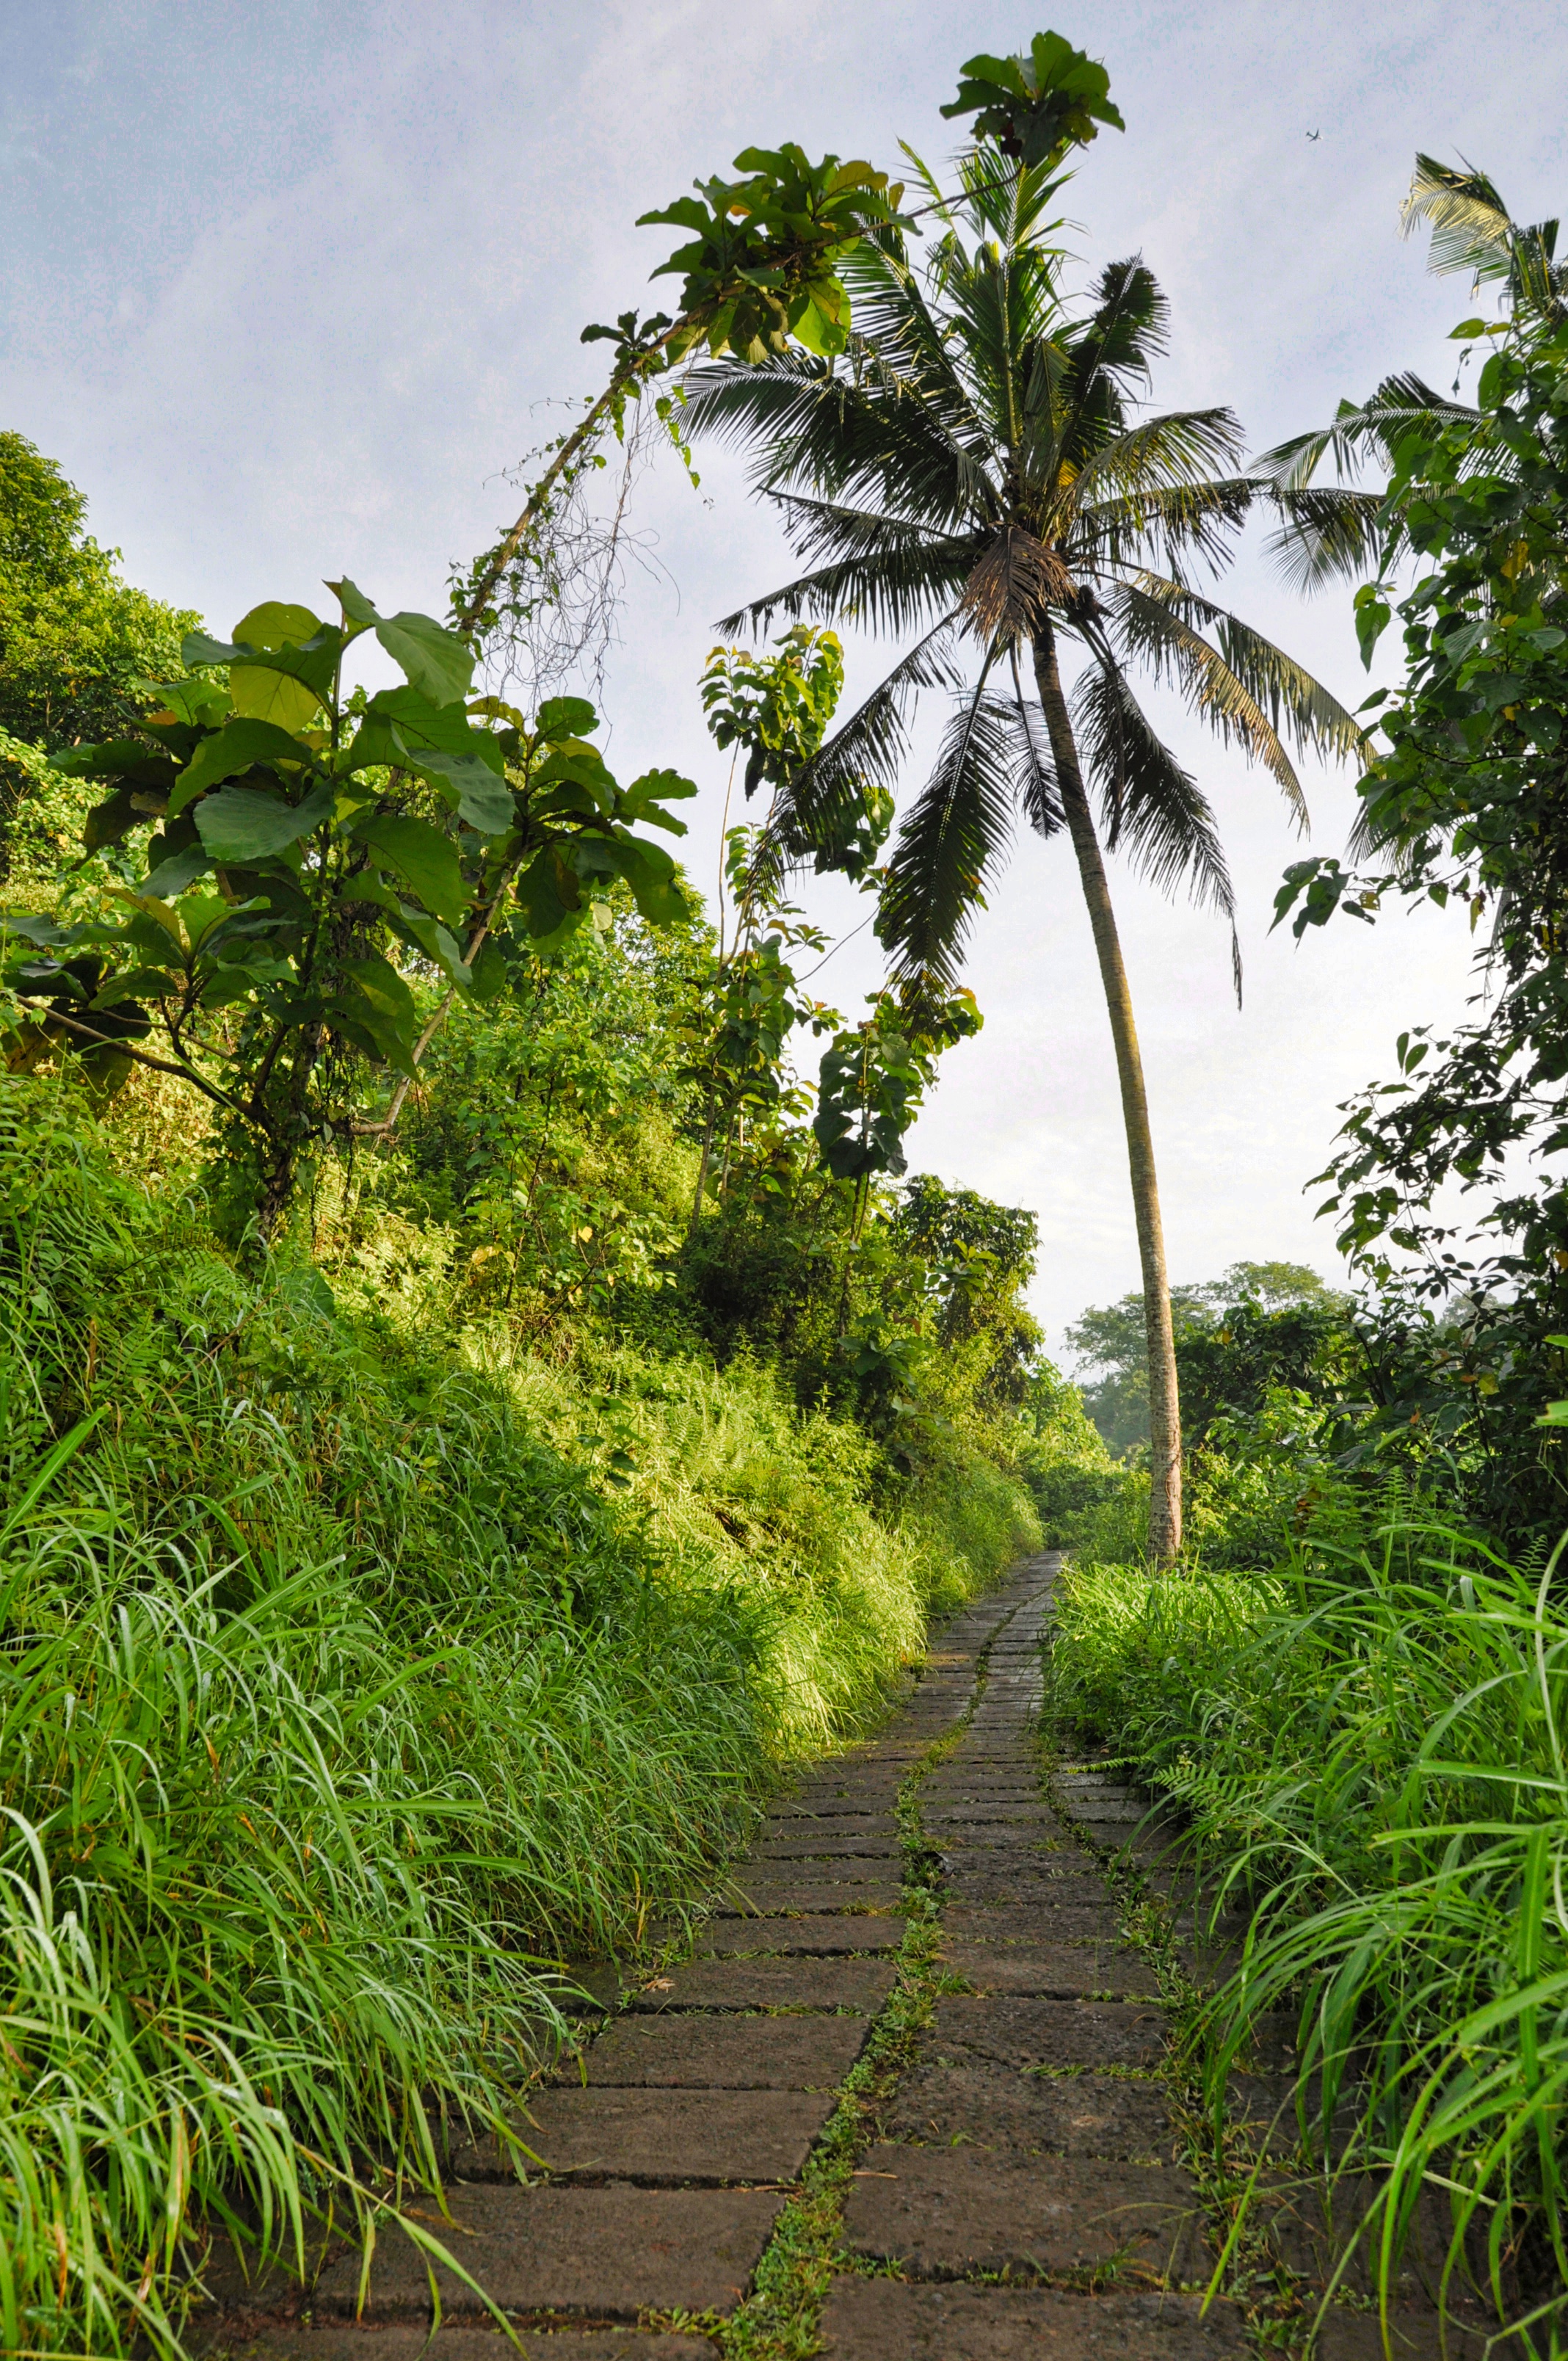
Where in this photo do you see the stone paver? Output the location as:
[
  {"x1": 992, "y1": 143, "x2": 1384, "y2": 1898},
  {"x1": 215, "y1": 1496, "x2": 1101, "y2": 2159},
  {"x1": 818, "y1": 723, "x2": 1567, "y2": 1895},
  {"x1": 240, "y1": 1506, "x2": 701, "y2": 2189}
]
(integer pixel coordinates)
[
  {"x1": 820, "y1": 2280, "x2": 1249, "y2": 2359},
  {"x1": 843, "y1": 2144, "x2": 1207, "y2": 2278},
  {"x1": 697, "y1": 1916, "x2": 907, "y2": 1956},
  {"x1": 449, "y1": 2087, "x2": 833, "y2": 2183},
  {"x1": 926, "y1": 1991, "x2": 1168, "y2": 2068},
  {"x1": 755, "y1": 1822, "x2": 901, "y2": 1841},
  {"x1": 579, "y1": 2012, "x2": 865, "y2": 2086},
  {"x1": 308, "y1": 2184, "x2": 782, "y2": 2316},
  {"x1": 884, "y1": 2057, "x2": 1173, "y2": 2158},
  {"x1": 222, "y1": 2336, "x2": 715, "y2": 2360},
  {"x1": 715, "y1": 1878, "x2": 905, "y2": 1913},
  {"x1": 937, "y1": 1932, "x2": 1161, "y2": 1997},
  {"x1": 943, "y1": 1900, "x2": 1122, "y2": 1940},
  {"x1": 943, "y1": 1863, "x2": 1113, "y2": 1905},
  {"x1": 629, "y1": 1957, "x2": 895, "y2": 2012}
]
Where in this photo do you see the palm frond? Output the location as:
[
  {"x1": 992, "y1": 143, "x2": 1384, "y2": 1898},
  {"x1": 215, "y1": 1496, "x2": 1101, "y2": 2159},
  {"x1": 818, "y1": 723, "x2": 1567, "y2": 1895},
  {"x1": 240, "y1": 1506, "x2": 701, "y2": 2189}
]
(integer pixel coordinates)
[
  {"x1": 1071, "y1": 660, "x2": 1241, "y2": 999},
  {"x1": 1009, "y1": 646, "x2": 1061, "y2": 839},
  {"x1": 714, "y1": 534, "x2": 975, "y2": 640},
  {"x1": 1260, "y1": 485, "x2": 1390, "y2": 592},
  {"x1": 1401, "y1": 155, "x2": 1516, "y2": 284},
  {"x1": 1072, "y1": 409, "x2": 1246, "y2": 504},
  {"x1": 1113, "y1": 579, "x2": 1355, "y2": 822},
  {"x1": 683, "y1": 349, "x2": 990, "y2": 529},
  {"x1": 1255, "y1": 375, "x2": 1476, "y2": 490},
  {"x1": 1052, "y1": 259, "x2": 1170, "y2": 476},
  {"x1": 836, "y1": 235, "x2": 992, "y2": 455},
  {"x1": 1074, "y1": 474, "x2": 1257, "y2": 580},
  {"x1": 955, "y1": 140, "x2": 1072, "y2": 253},
  {"x1": 877, "y1": 673, "x2": 1020, "y2": 993}
]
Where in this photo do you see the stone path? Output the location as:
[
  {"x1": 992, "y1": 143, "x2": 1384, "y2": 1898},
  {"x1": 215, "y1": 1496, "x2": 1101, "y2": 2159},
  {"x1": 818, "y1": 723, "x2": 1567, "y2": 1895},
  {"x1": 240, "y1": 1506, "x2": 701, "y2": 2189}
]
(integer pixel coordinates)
[{"x1": 200, "y1": 1555, "x2": 1488, "y2": 2360}]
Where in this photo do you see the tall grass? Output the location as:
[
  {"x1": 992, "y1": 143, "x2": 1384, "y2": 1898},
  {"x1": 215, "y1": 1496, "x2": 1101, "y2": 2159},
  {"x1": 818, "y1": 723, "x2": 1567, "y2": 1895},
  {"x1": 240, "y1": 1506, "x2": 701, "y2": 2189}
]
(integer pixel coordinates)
[
  {"x1": 0, "y1": 1073, "x2": 1036, "y2": 2354},
  {"x1": 1049, "y1": 1529, "x2": 1568, "y2": 2347}
]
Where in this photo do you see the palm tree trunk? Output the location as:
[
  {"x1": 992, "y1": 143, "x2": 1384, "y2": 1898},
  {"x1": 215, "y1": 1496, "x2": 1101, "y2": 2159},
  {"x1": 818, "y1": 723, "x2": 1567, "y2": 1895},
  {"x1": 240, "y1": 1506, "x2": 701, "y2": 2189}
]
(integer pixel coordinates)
[{"x1": 1032, "y1": 630, "x2": 1183, "y2": 1563}]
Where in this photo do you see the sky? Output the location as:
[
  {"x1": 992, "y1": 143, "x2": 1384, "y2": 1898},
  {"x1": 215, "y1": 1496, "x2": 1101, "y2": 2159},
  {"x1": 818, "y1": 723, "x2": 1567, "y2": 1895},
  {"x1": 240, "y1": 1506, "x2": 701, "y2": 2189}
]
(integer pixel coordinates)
[{"x1": 4, "y1": 0, "x2": 1566, "y2": 1354}]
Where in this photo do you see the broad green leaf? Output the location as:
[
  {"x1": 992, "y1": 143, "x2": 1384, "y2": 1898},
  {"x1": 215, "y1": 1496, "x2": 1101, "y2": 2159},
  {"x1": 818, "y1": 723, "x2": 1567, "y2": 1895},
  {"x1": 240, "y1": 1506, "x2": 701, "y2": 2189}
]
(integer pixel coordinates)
[
  {"x1": 141, "y1": 843, "x2": 214, "y2": 899},
  {"x1": 336, "y1": 951, "x2": 417, "y2": 1027},
  {"x1": 327, "y1": 576, "x2": 380, "y2": 626},
  {"x1": 170, "y1": 719, "x2": 313, "y2": 817},
  {"x1": 411, "y1": 748, "x2": 515, "y2": 835},
  {"x1": 535, "y1": 694, "x2": 599, "y2": 739},
  {"x1": 195, "y1": 777, "x2": 336, "y2": 862},
  {"x1": 54, "y1": 739, "x2": 178, "y2": 788},
  {"x1": 183, "y1": 630, "x2": 250, "y2": 667},
  {"x1": 469, "y1": 694, "x2": 531, "y2": 730},
  {"x1": 230, "y1": 665, "x2": 323, "y2": 733},
  {"x1": 232, "y1": 601, "x2": 322, "y2": 648},
  {"x1": 374, "y1": 609, "x2": 474, "y2": 706},
  {"x1": 109, "y1": 890, "x2": 188, "y2": 951},
  {"x1": 620, "y1": 766, "x2": 697, "y2": 834},
  {"x1": 83, "y1": 788, "x2": 145, "y2": 852},
  {"x1": 182, "y1": 625, "x2": 342, "y2": 701},
  {"x1": 515, "y1": 844, "x2": 581, "y2": 938},
  {"x1": 353, "y1": 811, "x2": 469, "y2": 924},
  {"x1": 323, "y1": 995, "x2": 411, "y2": 1071},
  {"x1": 0, "y1": 912, "x2": 70, "y2": 949},
  {"x1": 385, "y1": 899, "x2": 472, "y2": 987},
  {"x1": 578, "y1": 833, "x2": 689, "y2": 926},
  {"x1": 469, "y1": 934, "x2": 509, "y2": 1000},
  {"x1": 137, "y1": 677, "x2": 233, "y2": 729},
  {"x1": 532, "y1": 741, "x2": 617, "y2": 812},
  {"x1": 91, "y1": 965, "x2": 179, "y2": 1006},
  {"x1": 323, "y1": 957, "x2": 419, "y2": 1069},
  {"x1": 344, "y1": 685, "x2": 505, "y2": 779}
]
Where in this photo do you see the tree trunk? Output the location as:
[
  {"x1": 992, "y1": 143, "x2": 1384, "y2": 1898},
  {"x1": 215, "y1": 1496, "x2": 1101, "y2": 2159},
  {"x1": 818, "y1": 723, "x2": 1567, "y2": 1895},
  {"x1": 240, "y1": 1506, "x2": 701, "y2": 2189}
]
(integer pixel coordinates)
[
  {"x1": 1032, "y1": 630, "x2": 1183, "y2": 1563},
  {"x1": 688, "y1": 1097, "x2": 717, "y2": 1241}
]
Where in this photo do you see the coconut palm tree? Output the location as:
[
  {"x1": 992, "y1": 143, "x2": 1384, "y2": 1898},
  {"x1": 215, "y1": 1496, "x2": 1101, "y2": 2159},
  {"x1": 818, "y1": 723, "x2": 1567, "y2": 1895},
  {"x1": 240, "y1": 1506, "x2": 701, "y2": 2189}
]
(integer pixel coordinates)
[{"x1": 682, "y1": 142, "x2": 1362, "y2": 1561}]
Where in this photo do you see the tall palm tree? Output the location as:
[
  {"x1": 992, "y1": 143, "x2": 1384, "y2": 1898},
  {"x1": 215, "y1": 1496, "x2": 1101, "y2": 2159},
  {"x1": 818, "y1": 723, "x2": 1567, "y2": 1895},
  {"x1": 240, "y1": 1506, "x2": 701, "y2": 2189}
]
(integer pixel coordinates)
[{"x1": 683, "y1": 145, "x2": 1362, "y2": 1561}]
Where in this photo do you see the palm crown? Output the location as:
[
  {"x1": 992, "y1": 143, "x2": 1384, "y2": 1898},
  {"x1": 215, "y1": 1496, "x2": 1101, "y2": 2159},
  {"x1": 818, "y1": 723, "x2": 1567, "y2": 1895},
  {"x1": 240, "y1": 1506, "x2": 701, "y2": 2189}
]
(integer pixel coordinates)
[{"x1": 683, "y1": 145, "x2": 1362, "y2": 1004}]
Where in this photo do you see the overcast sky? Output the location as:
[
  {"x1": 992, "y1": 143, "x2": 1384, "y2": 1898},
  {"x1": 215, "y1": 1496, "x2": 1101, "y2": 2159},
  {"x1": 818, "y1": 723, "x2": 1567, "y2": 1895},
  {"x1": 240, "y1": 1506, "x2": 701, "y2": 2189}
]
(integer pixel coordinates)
[{"x1": 5, "y1": 0, "x2": 1565, "y2": 1352}]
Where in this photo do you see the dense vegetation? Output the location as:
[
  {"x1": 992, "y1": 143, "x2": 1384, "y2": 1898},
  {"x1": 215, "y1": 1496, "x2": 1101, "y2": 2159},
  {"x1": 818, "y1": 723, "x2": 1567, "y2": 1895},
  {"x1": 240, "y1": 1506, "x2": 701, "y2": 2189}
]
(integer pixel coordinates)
[
  {"x1": 0, "y1": 398, "x2": 1060, "y2": 2351},
  {"x1": 6, "y1": 29, "x2": 1568, "y2": 2358},
  {"x1": 1048, "y1": 157, "x2": 1568, "y2": 2351}
]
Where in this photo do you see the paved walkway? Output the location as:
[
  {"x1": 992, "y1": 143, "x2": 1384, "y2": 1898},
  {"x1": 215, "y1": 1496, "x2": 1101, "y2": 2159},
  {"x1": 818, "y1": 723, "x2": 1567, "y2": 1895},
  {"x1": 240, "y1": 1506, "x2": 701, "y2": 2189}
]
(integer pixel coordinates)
[{"x1": 203, "y1": 1555, "x2": 1477, "y2": 2361}]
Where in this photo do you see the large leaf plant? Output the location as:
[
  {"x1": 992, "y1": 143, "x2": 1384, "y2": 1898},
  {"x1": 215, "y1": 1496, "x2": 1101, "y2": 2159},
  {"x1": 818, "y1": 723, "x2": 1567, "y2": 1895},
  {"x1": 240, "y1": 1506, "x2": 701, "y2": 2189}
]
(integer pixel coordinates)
[{"x1": 1, "y1": 588, "x2": 694, "y2": 1231}]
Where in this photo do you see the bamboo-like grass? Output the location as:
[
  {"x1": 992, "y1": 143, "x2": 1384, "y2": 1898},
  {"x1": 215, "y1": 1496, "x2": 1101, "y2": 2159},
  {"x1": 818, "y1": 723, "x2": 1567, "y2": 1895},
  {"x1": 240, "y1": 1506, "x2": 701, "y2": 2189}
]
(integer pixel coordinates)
[{"x1": 1049, "y1": 1526, "x2": 1568, "y2": 2350}]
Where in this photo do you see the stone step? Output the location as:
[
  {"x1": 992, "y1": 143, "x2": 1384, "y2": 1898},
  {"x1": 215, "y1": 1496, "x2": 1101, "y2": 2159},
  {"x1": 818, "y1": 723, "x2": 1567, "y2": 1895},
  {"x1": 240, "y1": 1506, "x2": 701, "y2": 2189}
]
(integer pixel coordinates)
[
  {"x1": 574, "y1": 2009, "x2": 868, "y2": 2087},
  {"x1": 628, "y1": 1955, "x2": 896, "y2": 2014},
  {"x1": 819, "y1": 2279, "x2": 1249, "y2": 2359},
  {"x1": 447, "y1": 2084, "x2": 834, "y2": 2184},
  {"x1": 842, "y1": 2144, "x2": 1208, "y2": 2280}
]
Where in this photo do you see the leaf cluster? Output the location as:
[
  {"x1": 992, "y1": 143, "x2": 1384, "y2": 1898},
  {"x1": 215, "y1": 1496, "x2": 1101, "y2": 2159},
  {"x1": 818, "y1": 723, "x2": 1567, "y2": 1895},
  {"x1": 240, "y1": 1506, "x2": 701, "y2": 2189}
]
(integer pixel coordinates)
[{"x1": 1, "y1": 590, "x2": 697, "y2": 1222}]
